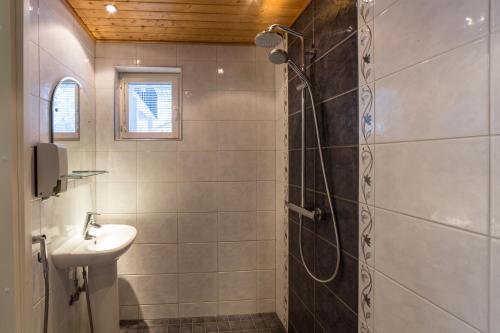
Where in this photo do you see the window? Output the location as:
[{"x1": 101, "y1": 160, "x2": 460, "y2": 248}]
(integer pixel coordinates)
[
  {"x1": 52, "y1": 78, "x2": 80, "y2": 140},
  {"x1": 117, "y1": 71, "x2": 181, "y2": 140}
]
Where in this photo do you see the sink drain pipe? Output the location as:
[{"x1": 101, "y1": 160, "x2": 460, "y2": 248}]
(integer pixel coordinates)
[
  {"x1": 32, "y1": 235, "x2": 49, "y2": 333},
  {"x1": 82, "y1": 267, "x2": 95, "y2": 333}
]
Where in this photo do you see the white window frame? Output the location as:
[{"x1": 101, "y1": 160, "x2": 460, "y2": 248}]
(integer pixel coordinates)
[{"x1": 117, "y1": 71, "x2": 182, "y2": 140}]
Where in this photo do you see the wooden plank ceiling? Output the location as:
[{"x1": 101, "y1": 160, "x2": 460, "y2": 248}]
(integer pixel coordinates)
[{"x1": 66, "y1": 0, "x2": 310, "y2": 43}]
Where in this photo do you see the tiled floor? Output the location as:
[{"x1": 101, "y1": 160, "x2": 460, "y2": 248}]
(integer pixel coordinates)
[{"x1": 119, "y1": 312, "x2": 286, "y2": 333}]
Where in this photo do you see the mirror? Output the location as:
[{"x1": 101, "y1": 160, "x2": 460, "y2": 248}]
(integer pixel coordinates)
[{"x1": 51, "y1": 77, "x2": 81, "y2": 142}]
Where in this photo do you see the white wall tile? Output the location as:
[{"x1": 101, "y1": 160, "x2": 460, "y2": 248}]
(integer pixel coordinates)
[
  {"x1": 179, "y1": 302, "x2": 218, "y2": 317},
  {"x1": 256, "y1": 61, "x2": 275, "y2": 91},
  {"x1": 218, "y1": 271, "x2": 256, "y2": 301},
  {"x1": 137, "y1": 182, "x2": 177, "y2": 213},
  {"x1": 216, "y1": 182, "x2": 256, "y2": 211},
  {"x1": 177, "y1": 182, "x2": 218, "y2": 213},
  {"x1": 491, "y1": 32, "x2": 500, "y2": 134},
  {"x1": 217, "y1": 45, "x2": 255, "y2": 62},
  {"x1": 178, "y1": 121, "x2": 217, "y2": 152},
  {"x1": 257, "y1": 270, "x2": 275, "y2": 299},
  {"x1": 135, "y1": 244, "x2": 178, "y2": 274},
  {"x1": 257, "y1": 151, "x2": 276, "y2": 180},
  {"x1": 375, "y1": 138, "x2": 489, "y2": 233},
  {"x1": 257, "y1": 181, "x2": 276, "y2": 211},
  {"x1": 257, "y1": 122, "x2": 276, "y2": 150},
  {"x1": 119, "y1": 274, "x2": 178, "y2": 305},
  {"x1": 375, "y1": 209, "x2": 488, "y2": 330},
  {"x1": 218, "y1": 300, "x2": 256, "y2": 315},
  {"x1": 491, "y1": 240, "x2": 500, "y2": 332},
  {"x1": 218, "y1": 212, "x2": 257, "y2": 241},
  {"x1": 493, "y1": 136, "x2": 500, "y2": 237},
  {"x1": 139, "y1": 304, "x2": 178, "y2": 320},
  {"x1": 217, "y1": 151, "x2": 257, "y2": 181},
  {"x1": 374, "y1": 0, "x2": 488, "y2": 78},
  {"x1": 177, "y1": 152, "x2": 217, "y2": 181},
  {"x1": 136, "y1": 43, "x2": 176, "y2": 61},
  {"x1": 96, "y1": 152, "x2": 137, "y2": 182},
  {"x1": 177, "y1": 44, "x2": 216, "y2": 61},
  {"x1": 96, "y1": 182, "x2": 137, "y2": 214},
  {"x1": 218, "y1": 242, "x2": 257, "y2": 271},
  {"x1": 215, "y1": 91, "x2": 256, "y2": 120},
  {"x1": 183, "y1": 90, "x2": 217, "y2": 121},
  {"x1": 96, "y1": 42, "x2": 137, "y2": 59},
  {"x1": 119, "y1": 306, "x2": 139, "y2": 320},
  {"x1": 256, "y1": 211, "x2": 275, "y2": 240},
  {"x1": 216, "y1": 62, "x2": 256, "y2": 91},
  {"x1": 136, "y1": 213, "x2": 177, "y2": 244},
  {"x1": 217, "y1": 122, "x2": 258, "y2": 151},
  {"x1": 179, "y1": 273, "x2": 218, "y2": 302},
  {"x1": 374, "y1": 272, "x2": 480, "y2": 333},
  {"x1": 179, "y1": 243, "x2": 218, "y2": 273},
  {"x1": 178, "y1": 213, "x2": 218, "y2": 242},
  {"x1": 137, "y1": 152, "x2": 177, "y2": 182},
  {"x1": 257, "y1": 240, "x2": 275, "y2": 270},
  {"x1": 180, "y1": 61, "x2": 217, "y2": 91},
  {"x1": 375, "y1": 39, "x2": 489, "y2": 142},
  {"x1": 493, "y1": 0, "x2": 500, "y2": 32}
]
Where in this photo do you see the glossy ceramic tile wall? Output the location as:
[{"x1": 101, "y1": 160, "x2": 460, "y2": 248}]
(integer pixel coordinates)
[
  {"x1": 26, "y1": 0, "x2": 96, "y2": 332},
  {"x1": 287, "y1": 1, "x2": 359, "y2": 332},
  {"x1": 358, "y1": 0, "x2": 499, "y2": 332},
  {"x1": 94, "y1": 42, "x2": 277, "y2": 320}
]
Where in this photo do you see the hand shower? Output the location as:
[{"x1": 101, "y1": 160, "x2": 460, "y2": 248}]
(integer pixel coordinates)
[
  {"x1": 255, "y1": 26, "x2": 342, "y2": 283},
  {"x1": 32, "y1": 235, "x2": 49, "y2": 333}
]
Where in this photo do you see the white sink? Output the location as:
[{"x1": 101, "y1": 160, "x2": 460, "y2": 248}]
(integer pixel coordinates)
[{"x1": 51, "y1": 224, "x2": 137, "y2": 269}]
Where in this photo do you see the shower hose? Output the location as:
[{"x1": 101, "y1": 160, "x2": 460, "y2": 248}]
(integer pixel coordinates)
[{"x1": 289, "y1": 61, "x2": 342, "y2": 283}]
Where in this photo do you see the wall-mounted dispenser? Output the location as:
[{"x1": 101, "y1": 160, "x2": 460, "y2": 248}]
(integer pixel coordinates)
[{"x1": 35, "y1": 143, "x2": 68, "y2": 199}]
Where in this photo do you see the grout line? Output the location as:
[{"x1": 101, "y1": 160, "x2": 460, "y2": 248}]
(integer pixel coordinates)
[{"x1": 487, "y1": 0, "x2": 493, "y2": 331}]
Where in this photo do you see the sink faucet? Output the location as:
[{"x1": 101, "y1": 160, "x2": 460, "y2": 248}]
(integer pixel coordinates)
[{"x1": 83, "y1": 212, "x2": 102, "y2": 240}]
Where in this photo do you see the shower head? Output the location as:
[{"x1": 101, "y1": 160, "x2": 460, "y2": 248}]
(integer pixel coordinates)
[
  {"x1": 254, "y1": 30, "x2": 283, "y2": 48},
  {"x1": 268, "y1": 48, "x2": 289, "y2": 64}
]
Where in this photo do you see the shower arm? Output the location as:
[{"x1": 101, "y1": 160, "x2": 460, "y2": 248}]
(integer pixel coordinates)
[{"x1": 267, "y1": 24, "x2": 305, "y2": 70}]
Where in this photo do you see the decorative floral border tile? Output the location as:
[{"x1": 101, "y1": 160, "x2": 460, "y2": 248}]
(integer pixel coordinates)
[
  {"x1": 359, "y1": 263, "x2": 374, "y2": 329},
  {"x1": 358, "y1": 1, "x2": 375, "y2": 332},
  {"x1": 359, "y1": 319, "x2": 374, "y2": 333},
  {"x1": 359, "y1": 203, "x2": 374, "y2": 266}
]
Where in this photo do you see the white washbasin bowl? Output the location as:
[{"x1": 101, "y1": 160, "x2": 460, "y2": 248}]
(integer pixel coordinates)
[{"x1": 51, "y1": 224, "x2": 137, "y2": 269}]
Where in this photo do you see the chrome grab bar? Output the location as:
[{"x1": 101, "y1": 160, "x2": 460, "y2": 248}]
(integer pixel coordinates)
[{"x1": 286, "y1": 202, "x2": 323, "y2": 221}]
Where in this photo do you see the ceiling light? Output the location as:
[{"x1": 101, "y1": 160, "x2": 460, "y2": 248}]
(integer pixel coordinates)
[
  {"x1": 105, "y1": 4, "x2": 117, "y2": 14},
  {"x1": 217, "y1": 68, "x2": 224, "y2": 74}
]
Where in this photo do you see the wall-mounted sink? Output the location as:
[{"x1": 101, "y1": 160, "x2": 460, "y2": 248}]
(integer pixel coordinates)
[
  {"x1": 51, "y1": 224, "x2": 136, "y2": 269},
  {"x1": 51, "y1": 224, "x2": 136, "y2": 333}
]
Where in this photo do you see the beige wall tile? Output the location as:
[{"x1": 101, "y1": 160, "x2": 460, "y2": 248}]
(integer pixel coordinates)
[
  {"x1": 177, "y1": 182, "x2": 218, "y2": 213},
  {"x1": 257, "y1": 181, "x2": 276, "y2": 211},
  {"x1": 179, "y1": 213, "x2": 218, "y2": 243},
  {"x1": 96, "y1": 182, "x2": 137, "y2": 214},
  {"x1": 217, "y1": 151, "x2": 257, "y2": 181},
  {"x1": 257, "y1": 240, "x2": 275, "y2": 270},
  {"x1": 218, "y1": 271, "x2": 256, "y2": 301},
  {"x1": 178, "y1": 121, "x2": 217, "y2": 152},
  {"x1": 135, "y1": 244, "x2": 178, "y2": 274},
  {"x1": 96, "y1": 152, "x2": 137, "y2": 182},
  {"x1": 216, "y1": 61, "x2": 256, "y2": 91},
  {"x1": 139, "y1": 304, "x2": 179, "y2": 320},
  {"x1": 177, "y1": 152, "x2": 217, "y2": 181},
  {"x1": 179, "y1": 302, "x2": 218, "y2": 317},
  {"x1": 136, "y1": 213, "x2": 177, "y2": 244},
  {"x1": 119, "y1": 274, "x2": 178, "y2": 305},
  {"x1": 218, "y1": 242, "x2": 256, "y2": 271},
  {"x1": 137, "y1": 182, "x2": 177, "y2": 213},
  {"x1": 218, "y1": 300, "x2": 256, "y2": 315},
  {"x1": 217, "y1": 122, "x2": 257, "y2": 151},
  {"x1": 257, "y1": 151, "x2": 276, "y2": 180},
  {"x1": 256, "y1": 211, "x2": 275, "y2": 240},
  {"x1": 217, "y1": 182, "x2": 257, "y2": 211},
  {"x1": 218, "y1": 212, "x2": 256, "y2": 241},
  {"x1": 181, "y1": 60, "x2": 217, "y2": 91},
  {"x1": 137, "y1": 152, "x2": 177, "y2": 182},
  {"x1": 183, "y1": 90, "x2": 217, "y2": 121},
  {"x1": 179, "y1": 243, "x2": 217, "y2": 273},
  {"x1": 257, "y1": 270, "x2": 275, "y2": 299},
  {"x1": 179, "y1": 273, "x2": 218, "y2": 302}
]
